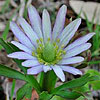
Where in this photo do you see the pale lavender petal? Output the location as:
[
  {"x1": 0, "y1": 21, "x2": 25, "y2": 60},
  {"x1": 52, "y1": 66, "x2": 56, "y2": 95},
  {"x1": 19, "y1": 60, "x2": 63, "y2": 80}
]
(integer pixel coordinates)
[
  {"x1": 64, "y1": 43, "x2": 91, "y2": 58},
  {"x1": 28, "y1": 5, "x2": 43, "y2": 38},
  {"x1": 58, "y1": 18, "x2": 81, "y2": 46},
  {"x1": 52, "y1": 5, "x2": 67, "y2": 41},
  {"x1": 18, "y1": 17, "x2": 39, "y2": 46},
  {"x1": 51, "y1": 65, "x2": 65, "y2": 82},
  {"x1": 43, "y1": 65, "x2": 52, "y2": 72},
  {"x1": 58, "y1": 56, "x2": 84, "y2": 65},
  {"x1": 65, "y1": 32, "x2": 95, "y2": 51},
  {"x1": 7, "y1": 52, "x2": 35, "y2": 60},
  {"x1": 42, "y1": 9, "x2": 51, "y2": 43},
  {"x1": 22, "y1": 59, "x2": 39, "y2": 67},
  {"x1": 10, "y1": 21, "x2": 35, "y2": 50},
  {"x1": 27, "y1": 65, "x2": 43, "y2": 75},
  {"x1": 61, "y1": 66, "x2": 82, "y2": 75},
  {"x1": 11, "y1": 41, "x2": 32, "y2": 54}
]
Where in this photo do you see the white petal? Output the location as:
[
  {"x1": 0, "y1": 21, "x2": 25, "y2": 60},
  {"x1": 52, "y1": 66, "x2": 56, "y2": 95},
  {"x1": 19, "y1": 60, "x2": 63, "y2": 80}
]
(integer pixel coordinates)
[
  {"x1": 58, "y1": 56, "x2": 84, "y2": 65},
  {"x1": 52, "y1": 5, "x2": 67, "y2": 41},
  {"x1": 7, "y1": 52, "x2": 35, "y2": 60},
  {"x1": 27, "y1": 65, "x2": 43, "y2": 75},
  {"x1": 28, "y1": 5, "x2": 43, "y2": 38},
  {"x1": 43, "y1": 65, "x2": 52, "y2": 72},
  {"x1": 64, "y1": 43, "x2": 91, "y2": 58},
  {"x1": 52, "y1": 65, "x2": 65, "y2": 82},
  {"x1": 58, "y1": 18, "x2": 81, "y2": 46},
  {"x1": 61, "y1": 66, "x2": 82, "y2": 75},
  {"x1": 11, "y1": 41, "x2": 32, "y2": 54},
  {"x1": 65, "y1": 32, "x2": 95, "y2": 51},
  {"x1": 22, "y1": 59, "x2": 39, "y2": 67},
  {"x1": 10, "y1": 21, "x2": 35, "y2": 50},
  {"x1": 18, "y1": 17, "x2": 39, "y2": 46},
  {"x1": 42, "y1": 9, "x2": 51, "y2": 43}
]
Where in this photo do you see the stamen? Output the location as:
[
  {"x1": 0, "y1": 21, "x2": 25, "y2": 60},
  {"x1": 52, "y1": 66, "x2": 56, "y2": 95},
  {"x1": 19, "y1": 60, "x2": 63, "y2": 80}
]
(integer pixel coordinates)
[
  {"x1": 63, "y1": 50, "x2": 66, "y2": 55},
  {"x1": 36, "y1": 39, "x2": 39, "y2": 43},
  {"x1": 40, "y1": 38, "x2": 43, "y2": 43},
  {"x1": 39, "y1": 43, "x2": 43, "y2": 48},
  {"x1": 55, "y1": 45, "x2": 59, "y2": 51},
  {"x1": 61, "y1": 44, "x2": 65, "y2": 48},
  {"x1": 56, "y1": 38, "x2": 60, "y2": 43},
  {"x1": 53, "y1": 42, "x2": 56, "y2": 46},
  {"x1": 34, "y1": 38, "x2": 66, "y2": 65},
  {"x1": 37, "y1": 47, "x2": 42, "y2": 54},
  {"x1": 32, "y1": 52, "x2": 35, "y2": 56},
  {"x1": 48, "y1": 38, "x2": 50, "y2": 41}
]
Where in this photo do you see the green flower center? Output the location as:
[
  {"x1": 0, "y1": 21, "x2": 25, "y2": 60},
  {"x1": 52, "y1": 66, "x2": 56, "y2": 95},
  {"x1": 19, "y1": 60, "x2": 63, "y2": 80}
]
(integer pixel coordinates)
[
  {"x1": 32, "y1": 38, "x2": 66, "y2": 65},
  {"x1": 42, "y1": 42, "x2": 56, "y2": 62}
]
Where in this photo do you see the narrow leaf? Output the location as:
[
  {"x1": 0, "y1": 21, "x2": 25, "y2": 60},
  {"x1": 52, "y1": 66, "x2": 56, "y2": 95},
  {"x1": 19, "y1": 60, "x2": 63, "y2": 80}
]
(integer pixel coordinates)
[
  {"x1": 26, "y1": 75, "x2": 41, "y2": 94},
  {"x1": 55, "y1": 90, "x2": 82, "y2": 99},
  {"x1": 0, "y1": 64, "x2": 26, "y2": 81},
  {"x1": 16, "y1": 83, "x2": 32, "y2": 100},
  {"x1": 51, "y1": 73, "x2": 100, "y2": 94},
  {"x1": 39, "y1": 91, "x2": 53, "y2": 100},
  {"x1": 0, "y1": 38, "x2": 27, "y2": 73},
  {"x1": 10, "y1": 80, "x2": 16, "y2": 100},
  {"x1": 51, "y1": 74, "x2": 90, "y2": 93}
]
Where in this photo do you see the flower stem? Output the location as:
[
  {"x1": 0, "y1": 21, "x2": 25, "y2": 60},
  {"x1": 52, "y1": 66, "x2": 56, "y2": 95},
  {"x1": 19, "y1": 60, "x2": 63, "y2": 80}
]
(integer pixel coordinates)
[{"x1": 42, "y1": 70, "x2": 57, "y2": 93}]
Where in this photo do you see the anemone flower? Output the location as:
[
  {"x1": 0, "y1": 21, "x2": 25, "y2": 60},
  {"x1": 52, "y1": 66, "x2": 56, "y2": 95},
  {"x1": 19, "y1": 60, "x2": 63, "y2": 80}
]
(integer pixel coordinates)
[{"x1": 8, "y1": 5, "x2": 95, "y2": 82}]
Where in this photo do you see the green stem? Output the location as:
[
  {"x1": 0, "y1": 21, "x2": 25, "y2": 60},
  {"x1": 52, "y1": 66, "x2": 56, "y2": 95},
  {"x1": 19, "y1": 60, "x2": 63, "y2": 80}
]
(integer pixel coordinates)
[
  {"x1": 37, "y1": 72, "x2": 45, "y2": 89},
  {"x1": 42, "y1": 70, "x2": 57, "y2": 93}
]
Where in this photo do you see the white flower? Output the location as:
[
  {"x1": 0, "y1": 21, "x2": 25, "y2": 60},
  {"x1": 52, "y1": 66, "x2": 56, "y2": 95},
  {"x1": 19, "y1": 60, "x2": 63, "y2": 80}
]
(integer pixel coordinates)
[{"x1": 8, "y1": 5, "x2": 95, "y2": 82}]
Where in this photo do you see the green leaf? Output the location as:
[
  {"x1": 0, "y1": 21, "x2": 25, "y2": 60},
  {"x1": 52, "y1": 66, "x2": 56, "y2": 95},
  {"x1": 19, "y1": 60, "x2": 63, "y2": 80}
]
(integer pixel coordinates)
[
  {"x1": 23, "y1": 4, "x2": 28, "y2": 19},
  {"x1": 86, "y1": 69, "x2": 100, "y2": 76},
  {"x1": 54, "y1": 90, "x2": 82, "y2": 99},
  {"x1": 0, "y1": 64, "x2": 26, "y2": 81},
  {"x1": 76, "y1": 96, "x2": 85, "y2": 100},
  {"x1": 90, "y1": 80, "x2": 100, "y2": 90},
  {"x1": 51, "y1": 74, "x2": 100, "y2": 99},
  {"x1": 88, "y1": 60, "x2": 100, "y2": 65},
  {"x1": 0, "y1": 38, "x2": 14, "y2": 53},
  {"x1": 37, "y1": 72, "x2": 45, "y2": 88},
  {"x1": 16, "y1": 83, "x2": 32, "y2": 100},
  {"x1": 74, "y1": 84, "x2": 89, "y2": 93},
  {"x1": 50, "y1": 96, "x2": 65, "y2": 100},
  {"x1": 7, "y1": 42, "x2": 20, "y2": 51},
  {"x1": 86, "y1": 69, "x2": 100, "y2": 90},
  {"x1": 51, "y1": 73, "x2": 100, "y2": 94},
  {"x1": 0, "y1": 65, "x2": 41, "y2": 94},
  {"x1": 26, "y1": 75, "x2": 41, "y2": 94},
  {"x1": 0, "y1": 38, "x2": 27, "y2": 73},
  {"x1": 39, "y1": 91, "x2": 53, "y2": 100},
  {"x1": 24, "y1": 87, "x2": 32, "y2": 99},
  {"x1": 10, "y1": 80, "x2": 16, "y2": 100},
  {"x1": 51, "y1": 74, "x2": 90, "y2": 93}
]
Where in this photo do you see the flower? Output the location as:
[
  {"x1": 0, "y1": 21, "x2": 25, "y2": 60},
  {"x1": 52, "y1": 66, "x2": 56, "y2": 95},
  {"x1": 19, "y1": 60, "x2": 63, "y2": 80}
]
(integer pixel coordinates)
[{"x1": 8, "y1": 5, "x2": 95, "y2": 82}]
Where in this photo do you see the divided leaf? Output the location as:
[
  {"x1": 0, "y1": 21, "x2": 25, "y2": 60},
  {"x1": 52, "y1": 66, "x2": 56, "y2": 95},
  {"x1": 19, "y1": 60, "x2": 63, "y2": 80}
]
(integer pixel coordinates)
[{"x1": 51, "y1": 73, "x2": 100, "y2": 94}]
